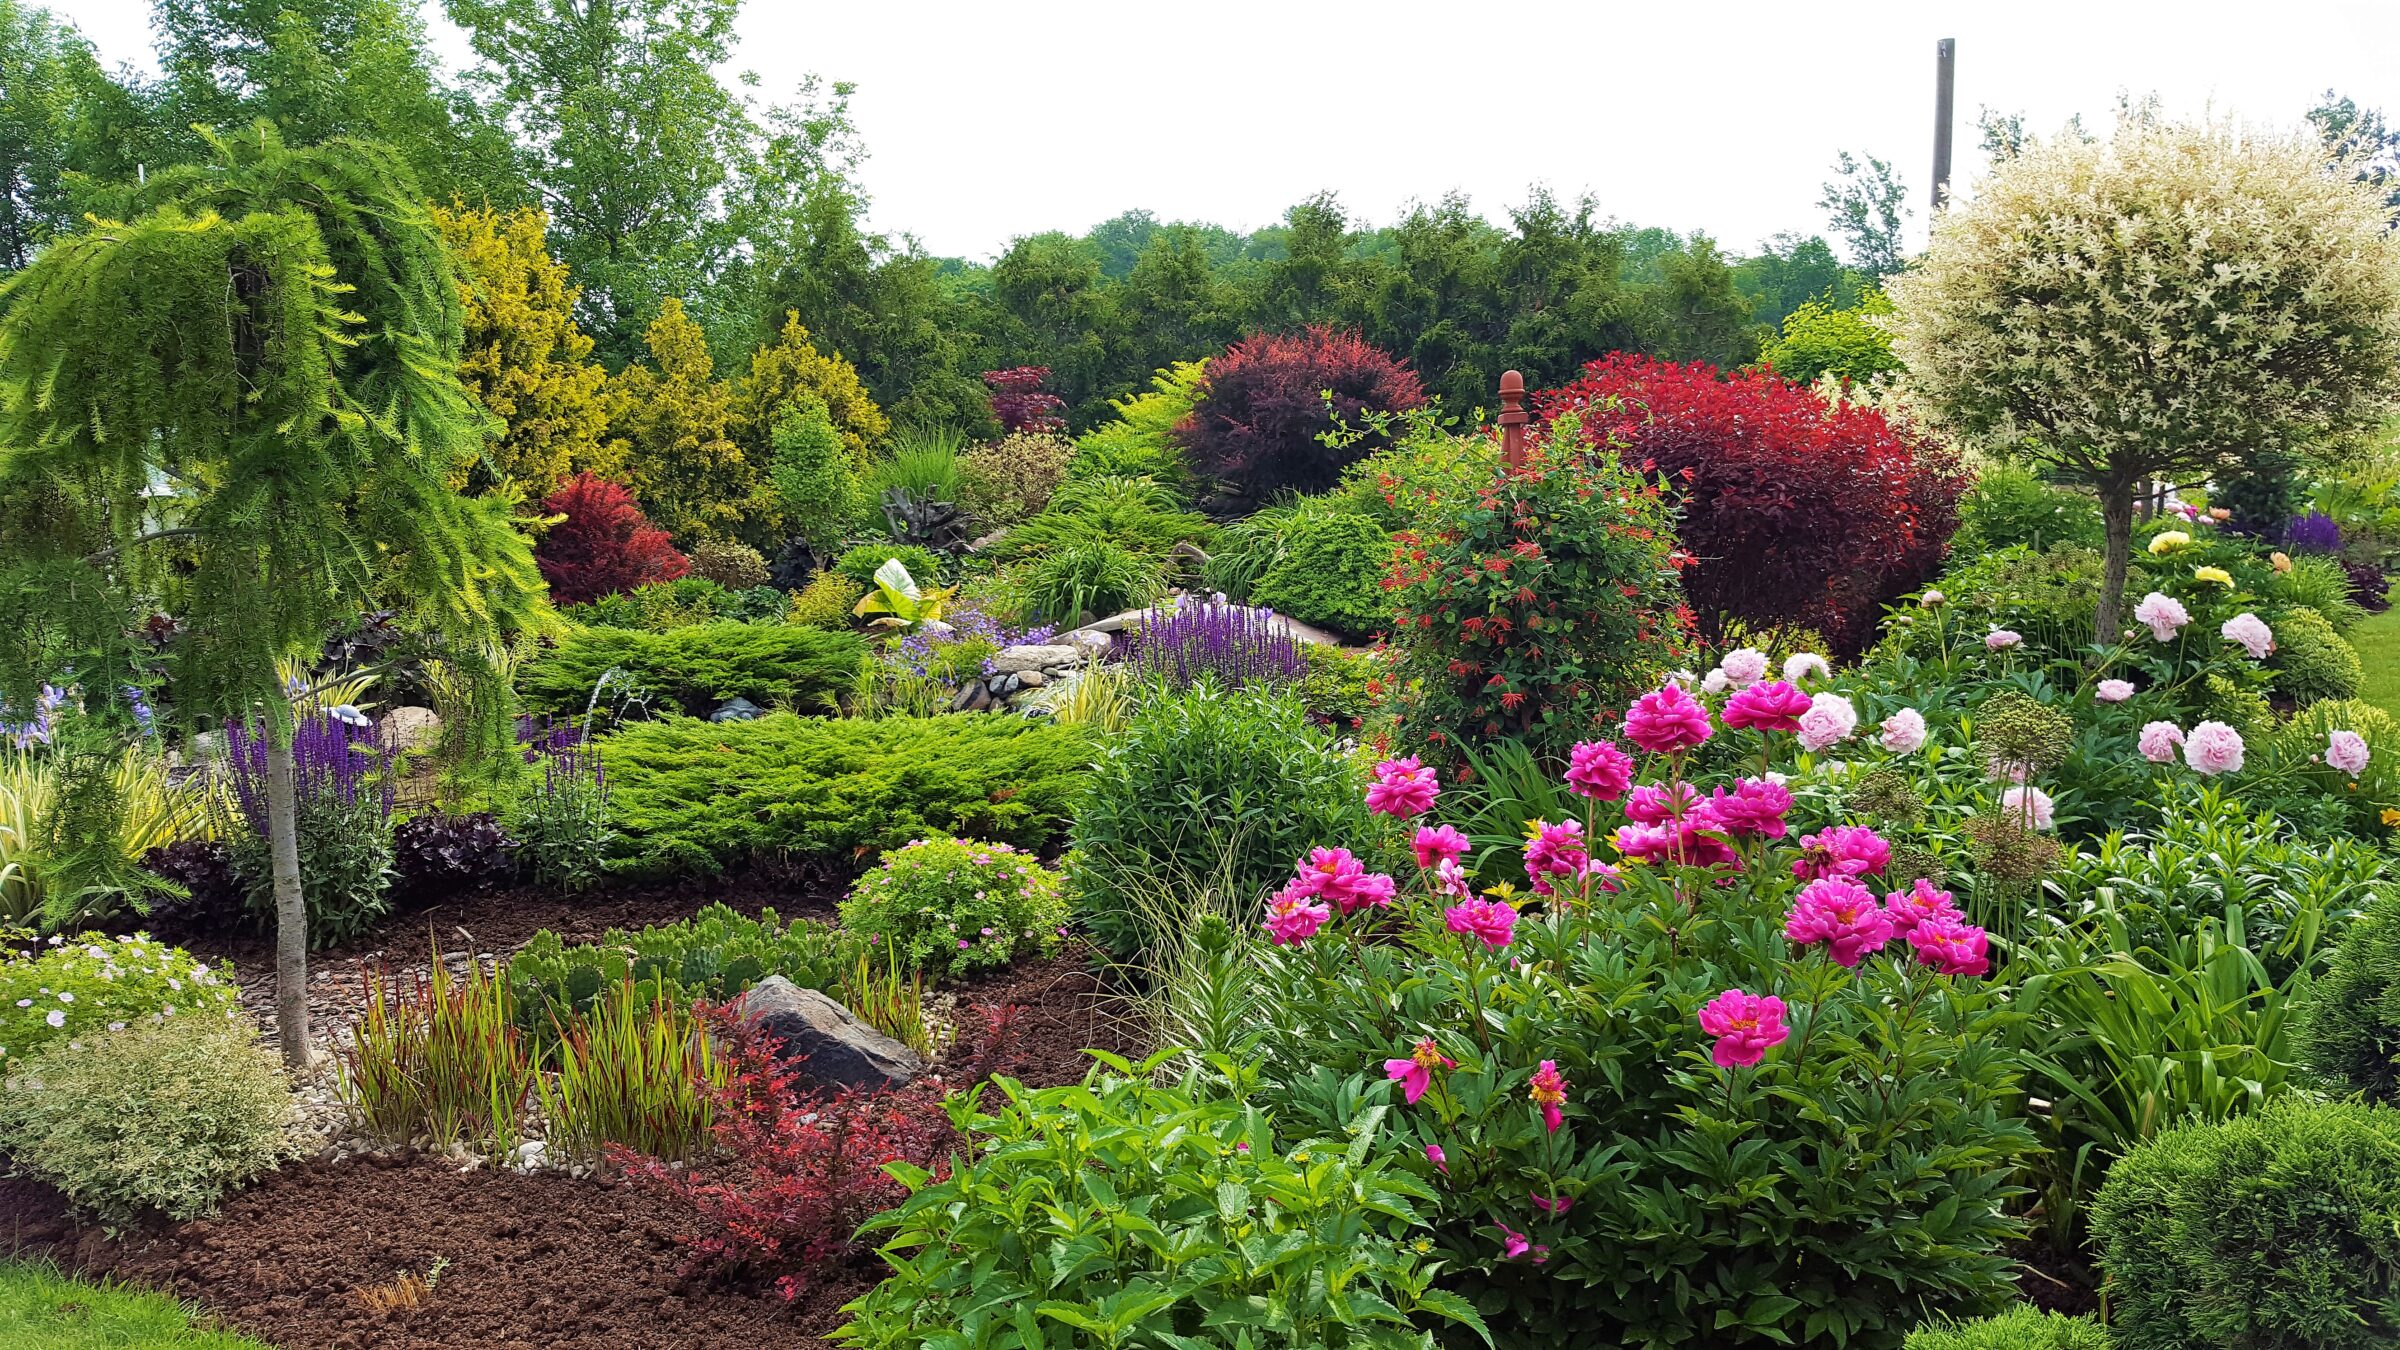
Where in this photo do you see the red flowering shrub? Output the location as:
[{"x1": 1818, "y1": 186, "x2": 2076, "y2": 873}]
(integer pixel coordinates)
[
  {"x1": 535, "y1": 473, "x2": 691, "y2": 604},
  {"x1": 981, "y1": 366, "x2": 1066, "y2": 435},
  {"x1": 1535, "y1": 355, "x2": 1966, "y2": 652},
  {"x1": 1385, "y1": 412, "x2": 1694, "y2": 767},
  {"x1": 1176, "y1": 327, "x2": 1428, "y2": 497}
]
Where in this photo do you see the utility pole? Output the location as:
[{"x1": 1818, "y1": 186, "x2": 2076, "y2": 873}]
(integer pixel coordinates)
[{"x1": 1932, "y1": 37, "x2": 1956, "y2": 211}]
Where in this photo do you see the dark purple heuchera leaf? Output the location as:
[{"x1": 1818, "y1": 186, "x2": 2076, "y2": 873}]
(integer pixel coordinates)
[
  {"x1": 2283, "y1": 511, "x2": 2343, "y2": 554},
  {"x1": 224, "y1": 710, "x2": 395, "y2": 836},
  {"x1": 1130, "y1": 597, "x2": 1306, "y2": 691}
]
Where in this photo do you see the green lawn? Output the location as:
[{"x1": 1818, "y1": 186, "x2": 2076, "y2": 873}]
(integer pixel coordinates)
[
  {"x1": 2355, "y1": 604, "x2": 2400, "y2": 721},
  {"x1": 0, "y1": 1262, "x2": 269, "y2": 1349}
]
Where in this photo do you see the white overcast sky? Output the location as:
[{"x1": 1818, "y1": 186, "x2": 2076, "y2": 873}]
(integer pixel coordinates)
[{"x1": 51, "y1": 0, "x2": 2400, "y2": 263}]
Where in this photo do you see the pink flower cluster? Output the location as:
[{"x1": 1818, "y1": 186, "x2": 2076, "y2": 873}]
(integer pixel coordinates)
[
  {"x1": 1783, "y1": 877, "x2": 1892, "y2": 966},
  {"x1": 1564, "y1": 739, "x2": 1635, "y2": 801},
  {"x1": 2141, "y1": 720, "x2": 2244, "y2": 775},
  {"x1": 1697, "y1": 989, "x2": 1788, "y2": 1068},
  {"x1": 1791, "y1": 825, "x2": 1890, "y2": 881},
  {"x1": 1622, "y1": 682, "x2": 1713, "y2": 754},
  {"x1": 1259, "y1": 846, "x2": 1396, "y2": 945},
  {"x1": 1444, "y1": 898, "x2": 1519, "y2": 949},
  {"x1": 1366, "y1": 756, "x2": 1440, "y2": 818}
]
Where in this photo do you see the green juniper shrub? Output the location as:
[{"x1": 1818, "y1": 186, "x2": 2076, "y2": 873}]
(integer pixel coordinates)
[
  {"x1": 1901, "y1": 1307, "x2": 2113, "y2": 1350},
  {"x1": 506, "y1": 902, "x2": 847, "y2": 1051},
  {"x1": 0, "y1": 1014, "x2": 293, "y2": 1229},
  {"x1": 1248, "y1": 511, "x2": 1395, "y2": 639},
  {"x1": 563, "y1": 577, "x2": 786, "y2": 631},
  {"x1": 2266, "y1": 605, "x2": 2364, "y2": 703},
  {"x1": 518, "y1": 622, "x2": 865, "y2": 723},
  {"x1": 602, "y1": 714, "x2": 1091, "y2": 878},
  {"x1": 2091, "y1": 1096, "x2": 2400, "y2": 1350},
  {"x1": 784, "y1": 569, "x2": 866, "y2": 630},
  {"x1": 834, "y1": 542, "x2": 944, "y2": 589},
  {"x1": 838, "y1": 836, "x2": 1065, "y2": 979},
  {"x1": 2297, "y1": 882, "x2": 2400, "y2": 1103},
  {"x1": 1068, "y1": 683, "x2": 1382, "y2": 960},
  {"x1": 834, "y1": 1060, "x2": 1488, "y2": 1350},
  {"x1": 768, "y1": 395, "x2": 865, "y2": 555},
  {"x1": 0, "y1": 932, "x2": 238, "y2": 1067}
]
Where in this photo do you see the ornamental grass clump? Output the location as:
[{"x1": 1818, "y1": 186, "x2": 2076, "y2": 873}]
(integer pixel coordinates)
[
  {"x1": 340, "y1": 947, "x2": 535, "y2": 1154},
  {"x1": 533, "y1": 977, "x2": 725, "y2": 1163},
  {"x1": 1128, "y1": 596, "x2": 1306, "y2": 691}
]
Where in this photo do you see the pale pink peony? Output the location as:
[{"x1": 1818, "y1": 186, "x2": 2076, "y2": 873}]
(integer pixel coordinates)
[
  {"x1": 2096, "y1": 679, "x2": 2135, "y2": 703},
  {"x1": 1721, "y1": 647, "x2": 1771, "y2": 684},
  {"x1": 1622, "y1": 682, "x2": 1714, "y2": 754},
  {"x1": 1879, "y1": 707, "x2": 1928, "y2": 753},
  {"x1": 1782, "y1": 653, "x2": 1831, "y2": 684},
  {"x1": 1564, "y1": 739, "x2": 1635, "y2": 801},
  {"x1": 1698, "y1": 989, "x2": 1789, "y2": 1068},
  {"x1": 2138, "y1": 720, "x2": 2186, "y2": 764},
  {"x1": 2133, "y1": 592, "x2": 2190, "y2": 642},
  {"x1": 2182, "y1": 720, "x2": 2246, "y2": 776},
  {"x1": 2001, "y1": 784, "x2": 2055, "y2": 831},
  {"x1": 1985, "y1": 629, "x2": 2024, "y2": 651},
  {"x1": 1701, "y1": 668, "x2": 1730, "y2": 694},
  {"x1": 1784, "y1": 877, "x2": 1894, "y2": 967},
  {"x1": 1722, "y1": 679, "x2": 1813, "y2": 733},
  {"x1": 2220, "y1": 612, "x2": 2275, "y2": 660},
  {"x1": 1796, "y1": 693, "x2": 1859, "y2": 752},
  {"x1": 2326, "y1": 730, "x2": 2371, "y2": 777}
]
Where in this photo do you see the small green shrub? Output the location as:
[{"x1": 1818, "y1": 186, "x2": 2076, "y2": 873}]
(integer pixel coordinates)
[
  {"x1": 1954, "y1": 465, "x2": 2106, "y2": 554},
  {"x1": 504, "y1": 739, "x2": 614, "y2": 893},
  {"x1": 563, "y1": 577, "x2": 786, "y2": 631},
  {"x1": 2092, "y1": 1096, "x2": 2400, "y2": 1350},
  {"x1": 227, "y1": 790, "x2": 393, "y2": 949},
  {"x1": 688, "y1": 539, "x2": 772, "y2": 590},
  {"x1": 507, "y1": 902, "x2": 849, "y2": 1046},
  {"x1": 519, "y1": 622, "x2": 864, "y2": 722},
  {"x1": 603, "y1": 714, "x2": 1092, "y2": 877},
  {"x1": 2299, "y1": 883, "x2": 2400, "y2": 1103},
  {"x1": 1902, "y1": 1307, "x2": 2112, "y2": 1350},
  {"x1": 2267, "y1": 605, "x2": 2365, "y2": 703},
  {"x1": 770, "y1": 396, "x2": 865, "y2": 553},
  {"x1": 0, "y1": 1014, "x2": 293, "y2": 1228},
  {"x1": 991, "y1": 475, "x2": 1212, "y2": 563},
  {"x1": 1066, "y1": 359, "x2": 1204, "y2": 493},
  {"x1": 838, "y1": 836, "x2": 1066, "y2": 978},
  {"x1": 2266, "y1": 554, "x2": 2369, "y2": 632},
  {"x1": 785, "y1": 569, "x2": 865, "y2": 629},
  {"x1": 834, "y1": 1066, "x2": 1484, "y2": 1350},
  {"x1": 1022, "y1": 537, "x2": 1166, "y2": 625},
  {"x1": 1295, "y1": 642, "x2": 1390, "y2": 729},
  {"x1": 0, "y1": 932, "x2": 238, "y2": 1067},
  {"x1": 957, "y1": 431, "x2": 1074, "y2": 526},
  {"x1": 1249, "y1": 511, "x2": 1394, "y2": 638},
  {"x1": 834, "y1": 542, "x2": 943, "y2": 588}
]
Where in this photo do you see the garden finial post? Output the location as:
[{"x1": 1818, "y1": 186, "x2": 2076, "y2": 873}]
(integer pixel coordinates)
[{"x1": 1499, "y1": 369, "x2": 1528, "y2": 469}]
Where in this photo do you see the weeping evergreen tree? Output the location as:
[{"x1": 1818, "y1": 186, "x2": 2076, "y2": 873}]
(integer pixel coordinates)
[{"x1": 0, "y1": 124, "x2": 546, "y2": 1066}]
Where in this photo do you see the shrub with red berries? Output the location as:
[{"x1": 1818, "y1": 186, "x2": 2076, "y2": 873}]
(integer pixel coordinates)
[
  {"x1": 1175, "y1": 326, "x2": 1427, "y2": 498},
  {"x1": 534, "y1": 473, "x2": 691, "y2": 604},
  {"x1": 981, "y1": 366, "x2": 1067, "y2": 435},
  {"x1": 1535, "y1": 355, "x2": 1966, "y2": 652}
]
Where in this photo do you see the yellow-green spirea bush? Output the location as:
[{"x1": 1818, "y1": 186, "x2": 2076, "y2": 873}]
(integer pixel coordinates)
[
  {"x1": 839, "y1": 836, "x2": 1066, "y2": 978},
  {"x1": 0, "y1": 931, "x2": 237, "y2": 1065}
]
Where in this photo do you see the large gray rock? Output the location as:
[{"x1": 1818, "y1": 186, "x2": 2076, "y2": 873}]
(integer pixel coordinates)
[
  {"x1": 378, "y1": 705, "x2": 443, "y2": 754},
  {"x1": 709, "y1": 696, "x2": 765, "y2": 723},
  {"x1": 734, "y1": 976, "x2": 924, "y2": 1091},
  {"x1": 990, "y1": 644, "x2": 1081, "y2": 674}
]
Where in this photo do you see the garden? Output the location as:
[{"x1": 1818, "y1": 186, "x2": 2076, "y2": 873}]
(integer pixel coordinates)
[{"x1": 4, "y1": 10, "x2": 2400, "y2": 1348}]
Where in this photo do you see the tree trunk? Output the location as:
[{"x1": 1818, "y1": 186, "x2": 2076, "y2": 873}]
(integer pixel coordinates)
[
  {"x1": 2096, "y1": 481, "x2": 2136, "y2": 647},
  {"x1": 266, "y1": 740, "x2": 311, "y2": 1070}
]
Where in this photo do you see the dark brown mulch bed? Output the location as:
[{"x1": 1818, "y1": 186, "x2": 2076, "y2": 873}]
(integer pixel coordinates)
[{"x1": 2008, "y1": 1235, "x2": 2102, "y2": 1318}]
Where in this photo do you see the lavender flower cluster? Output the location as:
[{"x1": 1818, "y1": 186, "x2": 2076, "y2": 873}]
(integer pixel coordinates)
[
  {"x1": 895, "y1": 601, "x2": 1057, "y2": 680},
  {"x1": 2283, "y1": 511, "x2": 2343, "y2": 554},
  {"x1": 225, "y1": 710, "x2": 395, "y2": 834},
  {"x1": 1130, "y1": 596, "x2": 1306, "y2": 691}
]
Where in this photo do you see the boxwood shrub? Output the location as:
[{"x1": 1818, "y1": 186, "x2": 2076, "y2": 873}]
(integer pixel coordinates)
[
  {"x1": 601, "y1": 713, "x2": 1092, "y2": 877},
  {"x1": 519, "y1": 622, "x2": 864, "y2": 722},
  {"x1": 2092, "y1": 1096, "x2": 2400, "y2": 1350}
]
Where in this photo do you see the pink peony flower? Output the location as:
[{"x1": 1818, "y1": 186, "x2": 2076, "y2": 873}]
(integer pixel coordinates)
[
  {"x1": 1429, "y1": 857, "x2": 1473, "y2": 898},
  {"x1": 1564, "y1": 739, "x2": 1636, "y2": 801},
  {"x1": 1522, "y1": 819, "x2": 1589, "y2": 895},
  {"x1": 1722, "y1": 679, "x2": 1813, "y2": 733},
  {"x1": 1414, "y1": 824, "x2": 1470, "y2": 870},
  {"x1": 2138, "y1": 720, "x2": 2186, "y2": 764},
  {"x1": 1425, "y1": 1143, "x2": 1447, "y2": 1173},
  {"x1": 2133, "y1": 592, "x2": 2190, "y2": 642},
  {"x1": 1791, "y1": 824, "x2": 1890, "y2": 881},
  {"x1": 2183, "y1": 720, "x2": 2245, "y2": 776},
  {"x1": 1624, "y1": 781, "x2": 1702, "y2": 826},
  {"x1": 1721, "y1": 647, "x2": 1771, "y2": 684},
  {"x1": 1530, "y1": 1191, "x2": 1574, "y2": 1216},
  {"x1": 1366, "y1": 756, "x2": 1440, "y2": 818},
  {"x1": 1884, "y1": 878, "x2": 1959, "y2": 935},
  {"x1": 1292, "y1": 847, "x2": 1395, "y2": 914},
  {"x1": 1879, "y1": 707, "x2": 1928, "y2": 753},
  {"x1": 1527, "y1": 1059, "x2": 1569, "y2": 1132},
  {"x1": 1262, "y1": 885, "x2": 1330, "y2": 946},
  {"x1": 1698, "y1": 989, "x2": 1789, "y2": 1068},
  {"x1": 2096, "y1": 679, "x2": 2135, "y2": 703},
  {"x1": 1496, "y1": 1224, "x2": 1549, "y2": 1263},
  {"x1": 1384, "y1": 1037, "x2": 1456, "y2": 1104},
  {"x1": 1908, "y1": 914, "x2": 1991, "y2": 977},
  {"x1": 1784, "y1": 877, "x2": 1895, "y2": 966},
  {"x1": 2327, "y1": 730, "x2": 2371, "y2": 777},
  {"x1": 2220, "y1": 612, "x2": 2275, "y2": 660},
  {"x1": 1444, "y1": 898, "x2": 1519, "y2": 949},
  {"x1": 2001, "y1": 784, "x2": 2055, "y2": 831},
  {"x1": 1796, "y1": 692, "x2": 1860, "y2": 752},
  {"x1": 1621, "y1": 682, "x2": 1714, "y2": 754},
  {"x1": 1704, "y1": 777, "x2": 1793, "y2": 839},
  {"x1": 1985, "y1": 629, "x2": 2024, "y2": 650},
  {"x1": 1782, "y1": 653, "x2": 1831, "y2": 684},
  {"x1": 1701, "y1": 668, "x2": 1730, "y2": 694},
  {"x1": 1614, "y1": 820, "x2": 1742, "y2": 870}
]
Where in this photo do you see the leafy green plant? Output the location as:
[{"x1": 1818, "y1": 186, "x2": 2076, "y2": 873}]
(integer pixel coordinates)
[
  {"x1": 991, "y1": 474, "x2": 1212, "y2": 563},
  {"x1": 839, "y1": 835, "x2": 1066, "y2": 979},
  {"x1": 1901, "y1": 1307, "x2": 2112, "y2": 1350},
  {"x1": 2092, "y1": 1096, "x2": 2400, "y2": 1350},
  {"x1": 958, "y1": 431, "x2": 1075, "y2": 526},
  {"x1": 851, "y1": 560, "x2": 958, "y2": 633},
  {"x1": 532, "y1": 978, "x2": 726, "y2": 1163},
  {"x1": 834, "y1": 543, "x2": 944, "y2": 589},
  {"x1": 870, "y1": 424, "x2": 966, "y2": 502},
  {"x1": 0, "y1": 742, "x2": 216, "y2": 929},
  {"x1": 2297, "y1": 881, "x2": 2400, "y2": 1103},
  {"x1": 561, "y1": 577, "x2": 784, "y2": 632},
  {"x1": 504, "y1": 739, "x2": 614, "y2": 894},
  {"x1": 0, "y1": 1014, "x2": 294, "y2": 1229},
  {"x1": 2266, "y1": 605, "x2": 2365, "y2": 703},
  {"x1": 339, "y1": 949, "x2": 536, "y2": 1154},
  {"x1": 601, "y1": 714, "x2": 1092, "y2": 878},
  {"x1": 836, "y1": 1061, "x2": 1489, "y2": 1350},
  {"x1": 0, "y1": 932, "x2": 239, "y2": 1067},
  {"x1": 1248, "y1": 511, "x2": 1395, "y2": 638},
  {"x1": 769, "y1": 394, "x2": 866, "y2": 553},
  {"x1": 1067, "y1": 359, "x2": 1204, "y2": 492},
  {"x1": 1022, "y1": 537, "x2": 1166, "y2": 626},
  {"x1": 518, "y1": 622, "x2": 864, "y2": 723},
  {"x1": 505, "y1": 902, "x2": 848, "y2": 1052},
  {"x1": 786, "y1": 569, "x2": 867, "y2": 630},
  {"x1": 1953, "y1": 465, "x2": 2106, "y2": 555}
]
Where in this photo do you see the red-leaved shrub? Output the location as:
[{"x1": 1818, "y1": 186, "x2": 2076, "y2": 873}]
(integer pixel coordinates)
[
  {"x1": 534, "y1": 473, "x2": 691, "y2": 605},
  {"x1": 981, "y1": 366, "x2": 1066, "y2": 435},
  {"x1": 1176, "y1": 327, "x2": 1427, "y2": 498},
  {"x1": 1535, "y1": 355, "x2": 1966, "y2": 652}
]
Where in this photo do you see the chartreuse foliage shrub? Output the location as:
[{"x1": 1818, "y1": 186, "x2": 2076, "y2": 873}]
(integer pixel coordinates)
[
  {"x1": 1902, "y1": 1307, "x2": 2111, "y2": 1350},
  {"x1": 2267, "y1": 605, "x2": 2365, "y2": 703},
  {"x1": 838, "y1": 836, "x2": 1065, "y2": 979},
  {"x1": 603, "y1": 714, "x2": 1092, "y2": 877},
  {"x1": 1068, "y1": 359, "x2": 1206, "y2": 492},
  {"x1": 2299, "y1": 882, "x2": 2400, "y2": 1103},
  {"x1": 519, "y1": 622, "x2": 864, "y2": 721},
  {"x1": 2092, "y1": 1097, "x2": 2400, "y2": 1350},
  {"x1": 1068, "y1": 684, "x2": 1378, "y2": 959},
  {"x1": 0, "y1": 1014, "x2": 293, "y2": 1228},
  {"x1": 1, "y1": 932, "x2": 238, "y2": 1067},
  {"x1": 835, "y1": 1059, "x2": 1489, "y2": 1350},
  {"x1": 506, "y1": 902, "x2": 847, "y2": 1049}
]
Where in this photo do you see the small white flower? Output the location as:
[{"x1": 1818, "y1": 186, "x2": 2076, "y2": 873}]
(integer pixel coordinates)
[
  {"x1": 108, "y1": 1022, "x2": 125, "y2": 1032},
  {"x1": 56, "y1": 992, "x2": 71, "y2": 1003},
  {"x1": 45, "y1": 1009, "x2": 65, "y2": 1028}
]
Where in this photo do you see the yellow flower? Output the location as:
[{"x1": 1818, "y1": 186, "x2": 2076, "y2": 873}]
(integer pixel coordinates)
[
  {"x1": 2270, "y1": 551, "x2": 2293, "y2": 574},
  {"x1": 2193, "y1": 566, "x2": 2233, "y2": 586},
  {"x1": 2383, "y1": 808, "x2": 2400, "y2": 828},
  {"x1": 2148, "y1": 531, "x2": 2192, "y2": 555}
]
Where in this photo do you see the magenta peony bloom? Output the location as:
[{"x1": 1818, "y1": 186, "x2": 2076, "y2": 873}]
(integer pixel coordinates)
[
  {"x1": 1495, "y1": 1224, "x2": 1549, "y2": 1263},
  {"x1": 1614, "y1": 820, "x2": 1742, "y2": 870},
  {"x1": 1425, "y1": 1143, "x2": 1447, "y2": 1173},
  {"x1": 2138, "y1": 720, "x2": 2186, "y2": 764},
  {"x1": 1522, "y1": 819, "x2": 1590, "y2": 895},
  {"x1": 1908, "y1": 914, "x2": 1991, "y2": 977},
  {"x1": 2001, "y1": 784, "x2": 2055, "y2": 831},
  {"x1": 1262, "y1": 885, "x2": 1330, "y2": 945},
  {"x1": 2096, "y1": 679, "x2": 2135, "y2": 704},
  {"x1": 1413, "y1": 824, "x2": 1470, "y2": 870},
  {"x1": 1797, "y1": 692, "x2": 1860, "y2": 752},
  {"x1": 1721, "y1": 647, "x2": 1771, "y2": 684},
  {"x1": 2220, "y1": 613, "x2": 2275, "y2": 660},
  {"x1": 1530, "y1": 1190, "x2": 1574, "y2": 1216},
  {"x1": 1384, "y1": 1037, "x2": 1456, "y2": 1104},
  {"x1": 1784, "y1": 877, "x2": 1895, "y2": 966},
  {"x1": 2133, "y1": 592, "x2": 2189, "y2": 643},
  {"x1": 1527, "y1": 1059, "x2": 1568, "y2": 1132},
  {"x1": 1791, "y1": 824, "x2": 1890, "y2": 881},
  {"x1": 1879, "y1": 707, "x2": 1928, "y2": 753},
  {"x1": 1444, "y1": 898, "x2": 1518, "y2": 949},
  {"x1": 1291, "y1": 847, "x2": 1394, "y2": 914},
  {"x1": 1624, "y1": 781, "x2": 1703, "y2": 826},
  {"x1": 2327, "y1": 730, "x2": 2371, "y2": 777},
  {"x1": 1698, "y1": 989, "x2": 1789, "y2": 1068},
  {"x1": 1722, "y1": 679, "x2": 1812, "y2": 733},
  {"x1": 1704, "y1": 777, "x2": 1793, "y2": 839},
  {"x1": 2183, "y1": 720, "x2": 2246, "y2": 776},
  {"x1": 1622, "y1": 682, "x2": 1714, "y2": 754},
  {"x1": 1564, "y1": 739, "x2": 1636, "y2": 801},
  {"x1": 1884, "y1": 878, "x2": 1959, "y2": 936},
  {"x1": 1366, "y1": 755, "x2": 1440, "y2": 818}
]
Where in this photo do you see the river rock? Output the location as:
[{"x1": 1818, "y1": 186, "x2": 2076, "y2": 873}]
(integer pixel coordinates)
[
  {"x1": 990, "y1": 644, "x2": 1081, "y2": 674},
  {"x1": 734, "y1": 977, "x2": 924, "y2": 1091}
]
